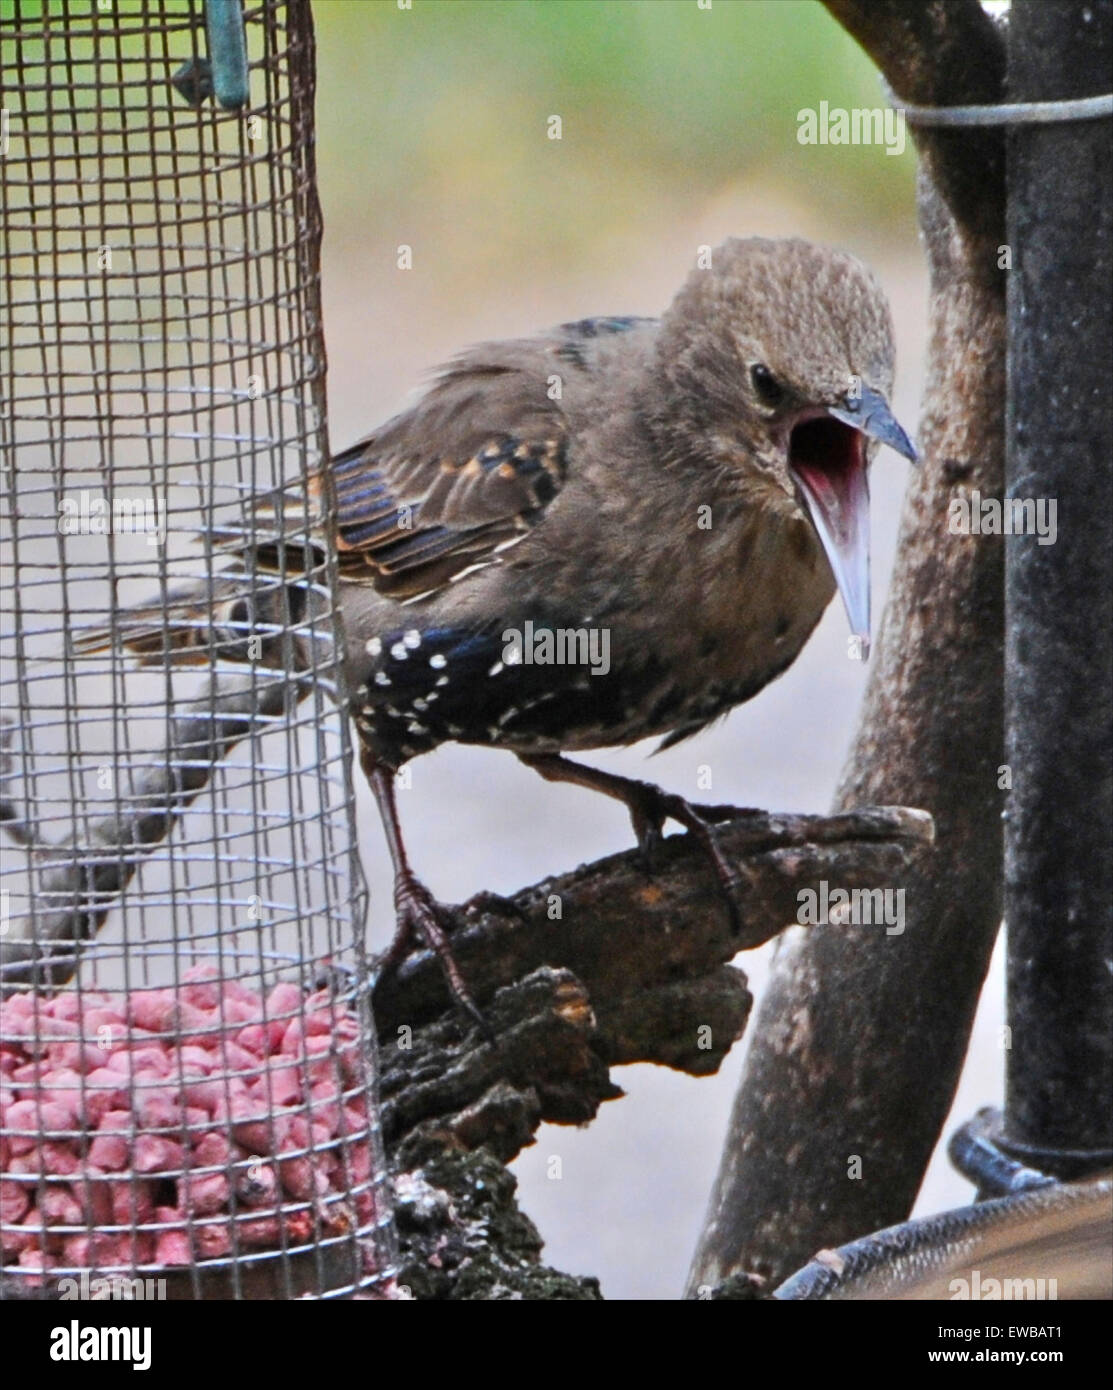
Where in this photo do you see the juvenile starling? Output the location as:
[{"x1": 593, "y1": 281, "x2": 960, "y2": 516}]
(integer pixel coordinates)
[{"x1": 89, "y1": 237, "x2": 917, "y2": 1018}]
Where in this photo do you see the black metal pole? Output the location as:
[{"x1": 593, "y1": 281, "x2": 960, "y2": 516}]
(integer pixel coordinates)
[{"x1": 1002, "y1": 0, "x2": 1113, "y2": 1174}]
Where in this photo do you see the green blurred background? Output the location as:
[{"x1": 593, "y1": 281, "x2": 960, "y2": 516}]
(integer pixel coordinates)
[
  {"x1": 314, "y1": 0, "x2": 919, "y2": 456},
  {"x1": 316, "y1": 0, "x2": 916, "y2": 259}
]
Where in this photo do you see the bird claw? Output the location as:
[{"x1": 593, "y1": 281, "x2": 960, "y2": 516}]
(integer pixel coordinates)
[
  {"x1": 623, "y1": 783, "x2": 750, "y2": 935},
  {"x1": 456, "y1": 889, "x2": 527, "y2": 923},
  {"x1": 636, "y1": 822, "x2": 665, "y2": 875},
  {"x1": 382, "y1": 873, "x2": 494, "y2": 1039},
  {"x1": 518, "y1": 754, "x2": 748, "y2": 926},
  {"x1": 629, "y1": 801, "x2": 666, "y2": 874}
]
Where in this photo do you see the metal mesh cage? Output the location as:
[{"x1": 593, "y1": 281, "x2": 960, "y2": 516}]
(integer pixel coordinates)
[{"x1": 0, "y1": 0, "x2": 396, "y2": 1297}]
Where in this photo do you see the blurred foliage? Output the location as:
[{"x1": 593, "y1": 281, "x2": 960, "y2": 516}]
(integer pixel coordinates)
[
  {"x1": 2, "y1": 0, "x2": 916, "y2": 274},
  {"x1": 315, "y1": 0, "x2": 915, "y2": 260}
]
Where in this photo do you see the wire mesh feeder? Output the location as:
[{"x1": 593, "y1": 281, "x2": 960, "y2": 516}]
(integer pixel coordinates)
[{"x1": 0, "y1": 0, "x2": 397, "y2": 1297}]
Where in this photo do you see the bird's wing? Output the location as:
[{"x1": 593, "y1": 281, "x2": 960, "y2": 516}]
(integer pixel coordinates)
[
  {"x1": 75, "y1": 319, "x2": 656, "y2": 660},
  {"x1": 315, "y1": 317, "x2": 657, "y2": 601},
  {"x1": 317, "y1": 343, "x2": 571, "y2": 601}
]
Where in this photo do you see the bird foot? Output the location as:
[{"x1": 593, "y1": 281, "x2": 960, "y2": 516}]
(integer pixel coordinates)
[
  {"x1": 517, "y1": 753, "x2": 753, "y2": 934},
  {"x1": 380, "y1": 872, "x2": 493, "y2": 1039},
  {"x1": 457, "y1": 889, "x2": 528, "y2": 923},
  {"x1": 622, "y1": 782, "x2": 752, "y2": 934}
]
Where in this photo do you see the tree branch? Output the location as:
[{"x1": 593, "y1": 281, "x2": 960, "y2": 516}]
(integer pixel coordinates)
[
  {"x1": 372, "y1": 806, "x2": 933, "y2": 1298},
  {"x1": 824, "y1": 0, "x2": 1006, "y2": 240},
  {"x1": 373, "y1": 804, "x2": 934, "y2": 1074}
]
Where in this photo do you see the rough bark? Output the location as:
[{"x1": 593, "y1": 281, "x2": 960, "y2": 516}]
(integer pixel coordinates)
[
  {"x1": 372, "y1": 806, "x2": 932, "y2": 1299},
  {"x1": 687, "y1": 0, "x2": 1008, "y2": 1293}
]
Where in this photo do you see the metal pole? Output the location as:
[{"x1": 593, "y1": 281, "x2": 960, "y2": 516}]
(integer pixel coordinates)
[{"x1": 1002, "y1": 0, "x2": 1113, "y2": 1174}]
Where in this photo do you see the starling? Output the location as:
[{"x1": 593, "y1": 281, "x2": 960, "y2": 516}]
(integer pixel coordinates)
[{"x1": 87, "y1": 237, "x2": 917, "y2": 1019}]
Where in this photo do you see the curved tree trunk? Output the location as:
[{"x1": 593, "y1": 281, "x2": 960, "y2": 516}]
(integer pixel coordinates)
[{"x1": 687, "y1": 0, "x2": 1009, "y2": 1292}]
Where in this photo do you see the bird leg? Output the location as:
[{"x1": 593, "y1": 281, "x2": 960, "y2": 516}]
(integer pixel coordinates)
[
  {"x1": 517, "y1": 752, "x2": 748, "y2": 931},
  {"x1": 360, "y1": 749, "x2": 489, "y2": 1032}
]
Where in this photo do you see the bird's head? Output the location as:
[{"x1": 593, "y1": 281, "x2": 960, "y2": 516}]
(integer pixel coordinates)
[{"x1": 653, "y1": 236, "x2": 918, "y2": 654}]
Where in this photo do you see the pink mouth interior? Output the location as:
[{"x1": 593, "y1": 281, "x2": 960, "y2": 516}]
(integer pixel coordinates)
[{"x1": 789, "y1": 417, "x2": 865, "y2": 543}]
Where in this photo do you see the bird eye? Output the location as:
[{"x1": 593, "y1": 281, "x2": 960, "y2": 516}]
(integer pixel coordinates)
[{"x1": 750, "y1": 363, "x2": 784, "y2": 405}]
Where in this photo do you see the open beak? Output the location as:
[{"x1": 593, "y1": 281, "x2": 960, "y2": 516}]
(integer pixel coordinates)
[{"x1": 788, "y1": 387, "x2": 917, "y2": 658}]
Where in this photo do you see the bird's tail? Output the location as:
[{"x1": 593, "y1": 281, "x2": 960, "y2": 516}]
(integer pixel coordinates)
[
  {"x1": 71, "y1": 486, "x2": 328, "y2": 668},
  {"x1": 73, "y1": 573, "x2": 250, "y2": 666}
]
